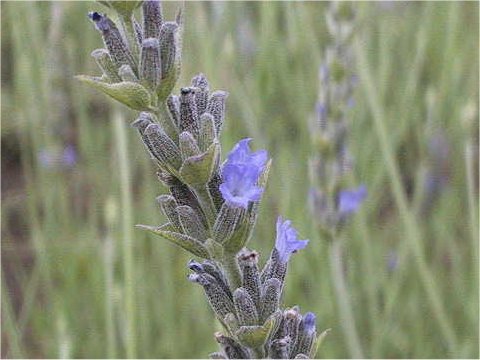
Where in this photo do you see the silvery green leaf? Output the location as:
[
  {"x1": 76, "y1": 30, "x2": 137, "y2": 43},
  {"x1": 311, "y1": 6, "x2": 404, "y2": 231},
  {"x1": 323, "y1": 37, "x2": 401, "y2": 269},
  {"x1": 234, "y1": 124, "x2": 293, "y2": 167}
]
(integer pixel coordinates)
[
  {"x1": 212, "y1": 203, "x2": 245, "y2": 245},
  {"x1": 188, "y1": 273, "x2": 235, "y2": 320},
  {"x1": 214, "y1": 333, "x2": 250, "y2": 359},
  {"x1": 118, "y1": 64, "x2": 139, "y2": 82},
  {"x1": 177, "y1": 205, "x2": 208, "y2": 242},
  {"x1": 166, "y1": 95, "x2": 180, "y2": 128},
  {"x1": 91, "y1": 49, "x2": 122, "y2": 83},
  {"x1": 144, "y1": 123, "x2": 182, "y2": 173},
  {"x1": 260, "y1": 278, "x2": 281, "y2": 323},
  {"x1": 156, "y1": 195, "x2": 182, "y2": 232},
  {"x1": 136, "y1": 224, "x2": 209, "y2": 258},
  {"x1": 198, "y1": 113, "x2": 216, "y2": 152},
  {"x1": 206, "y1": 90, "x2": 228, "y2": 136},
  {"x1": 310, "y1": 329, "x2": 330, "y2": 358},
  {"x1": 179, "y1": 87, "x2": 200, "y2": 137},
  {"x1": 179, "y1": 131, "x2": 200, "y2": 160},
  {"x1": 233, "y1": 287, "x2": 258, "y2": 326},
  {"x1": 180, "y1": 142, "x2": 219, "y2": 187},
  {"x1": 89, "y1": 13, "x2": 138, "y2": 75},
  {"x1": 238, "y1": 250, "x2": 261, "y2": 309},
  {"x1": 142, "y1": 0, "x2": 163, "y2": 39},
  {"x1": 235, "y1": 324, "x2": 271, "y2": 349},
  {"x1": 191, "y1": 73, "x2": 210, "y2": 116},
  {"x1": 75, "y1": 76, "x2": 151, "y2": 111},
  {"x1": 140, "y1": 38, "x2": 161, "y2": 90}
]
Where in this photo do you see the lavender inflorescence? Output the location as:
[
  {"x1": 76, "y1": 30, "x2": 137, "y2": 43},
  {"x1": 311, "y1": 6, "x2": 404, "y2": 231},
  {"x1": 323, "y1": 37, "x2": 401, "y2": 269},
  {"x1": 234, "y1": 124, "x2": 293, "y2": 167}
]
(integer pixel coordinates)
[
  {"x1": 309, "y1": 2, "x2": 366, "y2": 238},
  {"x1": 79, "y1": 1, "x2": 327, "y2": 358}
]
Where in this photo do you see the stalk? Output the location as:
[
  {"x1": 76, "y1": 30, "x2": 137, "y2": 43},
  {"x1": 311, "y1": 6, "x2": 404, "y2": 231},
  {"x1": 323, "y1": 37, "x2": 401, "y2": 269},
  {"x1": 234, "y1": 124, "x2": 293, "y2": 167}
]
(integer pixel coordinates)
[
  {"x1": 356, "y1": 38, "x2": 458, "y2": 354},
  {"x1": 329, "y1": 239, "x2": 365, "y2": 359},
  {"x1": 222, "y1": 253, "x2": 242, "y2": 291},
  {"x1": 113, "y1": 109, "x2": 137, "y2": 358}
]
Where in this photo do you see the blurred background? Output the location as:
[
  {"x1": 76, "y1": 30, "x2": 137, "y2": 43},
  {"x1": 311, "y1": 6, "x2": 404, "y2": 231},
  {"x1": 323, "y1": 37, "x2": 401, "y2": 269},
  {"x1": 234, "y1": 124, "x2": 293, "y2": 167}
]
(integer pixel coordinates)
[{"x1": 1, "y1": 1, "x2": 479, "y2": 358}]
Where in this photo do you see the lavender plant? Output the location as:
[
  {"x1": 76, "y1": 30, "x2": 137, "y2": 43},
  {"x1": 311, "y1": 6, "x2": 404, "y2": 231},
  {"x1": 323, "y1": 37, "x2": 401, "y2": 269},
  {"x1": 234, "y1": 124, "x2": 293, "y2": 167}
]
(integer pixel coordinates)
[
  {"x1": 309, "y1": 2, "x2": 366, "y2": 237},
  {"x1": 308, "y1": 2, "x2": 366, "y2": 358},
  {"x1": 78, "y1": 1, "x2": 327, "y2": 358}
]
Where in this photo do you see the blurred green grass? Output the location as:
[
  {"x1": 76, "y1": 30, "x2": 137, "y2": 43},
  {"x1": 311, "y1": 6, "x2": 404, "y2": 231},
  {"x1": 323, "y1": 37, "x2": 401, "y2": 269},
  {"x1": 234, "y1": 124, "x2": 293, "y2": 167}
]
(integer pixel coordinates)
[{"x1": 1, "y1": 1, "x2": 478, "y2": 358}]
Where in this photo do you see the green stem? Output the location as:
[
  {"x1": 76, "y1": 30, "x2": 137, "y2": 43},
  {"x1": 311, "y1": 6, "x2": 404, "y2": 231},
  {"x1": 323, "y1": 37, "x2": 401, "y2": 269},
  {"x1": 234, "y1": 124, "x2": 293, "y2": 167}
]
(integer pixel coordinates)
[
  {"x1": 329, "y1": 239, "x2": 365, "y2": 359},
  {"x1": 222, "y1": 253, "x2": 242, "y2": 290},
  {"x1": 113, "y1": 109, "x2": 137, "y2": 358},
  {"x1": 193, "y1": 185, "x2": 217, "y2": 231},
  {"x1": 465, "y1": 141, "x2": 479, "y2": 289},
  {"x1": 356, "y1": 38, "x2": 458, "y2": 355}
]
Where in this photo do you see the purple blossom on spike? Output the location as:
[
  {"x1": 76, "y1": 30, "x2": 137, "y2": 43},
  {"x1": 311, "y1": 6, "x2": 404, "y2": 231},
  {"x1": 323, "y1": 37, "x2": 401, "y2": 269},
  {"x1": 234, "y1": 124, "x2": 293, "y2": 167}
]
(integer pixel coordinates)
[
  {"x1": 225, "y1": 138, "x2": 267, "y2": 176},
  {"x1": 219, "y1": 138, "x2": 268, "y2": 209},
  {"x1": 275, "y1": 216, "x2": 309, "y2": 264},
  {"x1": 62, "y1": 145, "x2": 77, "y2": 167},
  {"x1": 219, "y1": 164, "x2": 264, "y2": 209},
  {"x1": 337, "y1": 184, "x2": 367, "y2": 216},
  {"x1": 303, "y1": 312, "x2": 316, "y2": 335}
]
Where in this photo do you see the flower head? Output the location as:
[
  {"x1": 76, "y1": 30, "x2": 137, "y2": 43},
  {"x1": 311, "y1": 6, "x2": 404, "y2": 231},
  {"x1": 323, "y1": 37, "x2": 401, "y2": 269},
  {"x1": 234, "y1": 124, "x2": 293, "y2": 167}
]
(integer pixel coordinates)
[
  {"x1": 337, "y1": 184, "x2": 367, "y2": 216},
  {"x1": 219, "y1": 139, "x2": 268, "y2": 209},
  {"x1": 219, "y1": 164, "x2": 263, "y2": 208},
  {"x1": 226, "y1": 138, "x2": 267, "y2": 174},
  {"x1": 303, "y1": 312, "x2": 317, "y2": 335},
  {"x1": 275, "y1": 216, "x2": 309, "y2": 263}
]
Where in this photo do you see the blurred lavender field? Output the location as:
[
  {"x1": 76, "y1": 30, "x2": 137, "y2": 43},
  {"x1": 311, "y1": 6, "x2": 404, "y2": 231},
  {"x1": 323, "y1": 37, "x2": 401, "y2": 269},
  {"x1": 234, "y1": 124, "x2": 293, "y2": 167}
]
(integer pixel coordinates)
[{"x1": 1, "y1": 1, "x2": 479, "y2": 358}]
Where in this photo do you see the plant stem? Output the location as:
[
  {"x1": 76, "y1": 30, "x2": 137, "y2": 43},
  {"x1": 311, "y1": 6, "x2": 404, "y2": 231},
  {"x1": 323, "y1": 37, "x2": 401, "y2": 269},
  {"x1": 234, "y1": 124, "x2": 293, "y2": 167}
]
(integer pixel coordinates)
[
  {"x1": 222, "y1": 253, "x2": 242, "y2": 290},
  {"x1": 193, "y1": 185, "x2": 217, "y2": 231},
  {"x1": 329, "y1": 239, "x2": 365, "y2": 359},
  {"x1": 356, "y1": 38, "x2": 458, "y2": 354},
  {"x1": 113, "y1": 109, "x2": 137, "y2": 358}
]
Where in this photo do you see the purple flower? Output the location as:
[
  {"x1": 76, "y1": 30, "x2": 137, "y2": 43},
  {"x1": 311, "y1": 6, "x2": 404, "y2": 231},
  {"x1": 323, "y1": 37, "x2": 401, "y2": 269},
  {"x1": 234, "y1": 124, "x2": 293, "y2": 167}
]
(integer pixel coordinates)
[
  {"x1": 303, "y1": 312, "x2": 317, "y2": 335},
  {"x1": 225, "y1": 138, "x2": 267, "y2": 174},
  {"x1": 338, "y1": 184, "x2": 367, "y2": 216},
  {"x1": 219, "y1": 138, "x2": 268, "y2": 209},
  {"x1": 62, "y1": 145, "x2": 78, "y2": 167},
  {"x1": 275, "y1": 216, "x2": 309, "y2": 263}
]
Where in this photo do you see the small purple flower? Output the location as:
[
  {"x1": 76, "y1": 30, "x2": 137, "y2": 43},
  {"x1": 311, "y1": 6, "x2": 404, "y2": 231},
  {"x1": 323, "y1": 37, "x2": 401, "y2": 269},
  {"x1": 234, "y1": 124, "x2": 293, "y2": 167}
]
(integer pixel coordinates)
[
  {"x1": 38, "y1": 145, "x2": 77, "y2": 170},
  {"x1": 303, "y1": 312, "x2": 317, "y2": 335},
  {"x1": 219, "y1": 164, "x2": 264, "y2": 208},
  {"x1": 275, "y1": 216, "x2": 309, "y2": 263},
  {"x1": 225, "y1": 138, "x2": 267, "y2": 174},
  {"x1": 338, "y1": 184, "x2": 367, "y2": 216},
  {"x1": 219, "y1": 138, "x2": 268, "y2": 208},
  {"x1": 387, "y1": 250, "x2": 398, "y2": 273},
  {"x1": 62, "y1": 145, "x2": 77, "y2": 167}
]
